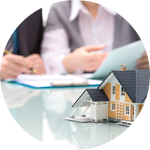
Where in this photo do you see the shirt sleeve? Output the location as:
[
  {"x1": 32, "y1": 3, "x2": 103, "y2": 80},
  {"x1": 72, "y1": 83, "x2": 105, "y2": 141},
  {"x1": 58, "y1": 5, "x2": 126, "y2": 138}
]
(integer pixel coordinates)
[{"x1": 41, "y1": 28, "x2": 71, "y2": 74}]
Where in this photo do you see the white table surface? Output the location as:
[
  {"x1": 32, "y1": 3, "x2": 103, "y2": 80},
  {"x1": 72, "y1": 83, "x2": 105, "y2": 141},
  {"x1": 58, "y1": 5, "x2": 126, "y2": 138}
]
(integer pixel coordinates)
[{"x1": 1, "y1": 81, "x2": 128, "y2": 149}]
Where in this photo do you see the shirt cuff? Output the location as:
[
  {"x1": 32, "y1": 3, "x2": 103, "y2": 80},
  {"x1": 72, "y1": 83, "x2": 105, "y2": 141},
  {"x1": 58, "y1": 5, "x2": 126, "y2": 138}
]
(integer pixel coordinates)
[
  {"x1": 74, "y1": 69, "x2": 84, "y2": 74},
  {"x1": 44, "y1": 55, "x2": 67, "y2": 74}
]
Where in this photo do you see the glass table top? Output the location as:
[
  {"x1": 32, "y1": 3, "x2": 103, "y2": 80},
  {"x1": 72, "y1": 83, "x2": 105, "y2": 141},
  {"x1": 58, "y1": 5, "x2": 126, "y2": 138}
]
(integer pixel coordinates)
[{"x1": 1, "y1": 81, "x2": 128, "y2": 149}]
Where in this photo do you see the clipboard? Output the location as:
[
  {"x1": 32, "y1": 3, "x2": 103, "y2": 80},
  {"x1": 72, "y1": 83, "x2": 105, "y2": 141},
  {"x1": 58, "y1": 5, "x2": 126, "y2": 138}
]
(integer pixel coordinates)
[{"x1": 5, "y1": 74, "x2": 101, "y2": 88}]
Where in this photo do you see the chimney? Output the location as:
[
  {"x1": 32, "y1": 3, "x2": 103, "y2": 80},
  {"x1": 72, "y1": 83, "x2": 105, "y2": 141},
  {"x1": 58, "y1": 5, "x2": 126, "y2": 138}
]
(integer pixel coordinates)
[{"x1": 120, "y1": 64, "x2": 127, "y2": 71}]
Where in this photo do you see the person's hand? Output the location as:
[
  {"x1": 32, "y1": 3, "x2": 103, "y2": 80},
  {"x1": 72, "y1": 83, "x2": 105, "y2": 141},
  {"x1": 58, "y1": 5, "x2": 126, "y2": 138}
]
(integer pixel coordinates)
[
  {"x1": 63, "y1": 45, "x2": 108, "y2": 73},
  {"x1": 136, "y1": 51, "x2": 149, "y2": 69},
  {"x1": 26, "y1": 54, "x2": 46, "y2": 74},
  {"x1": 0, "y1": 54, "x2": 31, "y2": 79}
]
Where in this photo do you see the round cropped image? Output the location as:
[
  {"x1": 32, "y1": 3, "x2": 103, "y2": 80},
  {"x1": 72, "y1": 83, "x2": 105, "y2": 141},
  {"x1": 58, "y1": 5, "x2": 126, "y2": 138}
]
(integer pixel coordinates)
[{"x1": 1, "y1": 0, "x2": 149, "y2": 149}]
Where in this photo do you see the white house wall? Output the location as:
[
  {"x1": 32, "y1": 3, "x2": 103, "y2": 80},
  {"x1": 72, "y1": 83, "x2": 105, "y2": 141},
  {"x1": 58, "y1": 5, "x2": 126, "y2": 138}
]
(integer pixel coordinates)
[
  {"x1": 91, "y1": 102, "x2": 108, "y2": 122},
  {"x1": 108, "y1": 75, "x2": 125, "y2": 103}
]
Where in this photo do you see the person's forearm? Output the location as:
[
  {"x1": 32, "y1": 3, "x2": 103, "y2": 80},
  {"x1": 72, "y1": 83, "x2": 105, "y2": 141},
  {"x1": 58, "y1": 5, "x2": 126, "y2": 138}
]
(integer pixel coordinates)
[
  {"x1": 0, "y1": 64, "x2": 5, "y2": 79},
  {"x1": 63, "y1": 54, "x2": 78, "y2": 73},
  {"x1": 0, "y1": 72, "x2": 4, "y2": 80},
  {"x1": 0, "y1": 73, "x2": 3, "y2": 81}
]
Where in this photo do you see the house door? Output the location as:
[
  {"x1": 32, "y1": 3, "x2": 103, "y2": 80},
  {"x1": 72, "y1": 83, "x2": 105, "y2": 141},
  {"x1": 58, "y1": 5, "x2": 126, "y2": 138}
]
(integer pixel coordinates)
[
  {"x1": 132, "y1": 106, "x2": 134, "y2": 120},
  {"x1": 131, "y1": 105, "x2": 134, "y2": 121}
]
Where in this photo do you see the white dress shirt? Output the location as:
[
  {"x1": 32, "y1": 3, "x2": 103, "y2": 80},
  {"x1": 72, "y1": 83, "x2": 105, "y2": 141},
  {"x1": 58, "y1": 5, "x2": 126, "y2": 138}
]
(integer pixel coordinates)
[{"x1": 41, "y1": 1, "x2": 116, "y2": 74}]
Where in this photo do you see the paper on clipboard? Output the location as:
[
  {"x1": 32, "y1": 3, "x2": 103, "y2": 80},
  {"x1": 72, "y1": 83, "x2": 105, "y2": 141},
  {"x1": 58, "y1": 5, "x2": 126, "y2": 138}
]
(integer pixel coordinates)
[
  {"x1": 6, "y1": 74, "x2": 101, "y2": 88},
  {"x1": 90, "y1": 40, "x2": 145, "y2": 80}
]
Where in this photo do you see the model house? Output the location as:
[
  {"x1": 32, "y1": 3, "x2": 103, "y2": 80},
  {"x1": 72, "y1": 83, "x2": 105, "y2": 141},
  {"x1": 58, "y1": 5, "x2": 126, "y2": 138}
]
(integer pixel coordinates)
[{"x1": 69, "y1": 65, "x2": 149, "y2": 125}]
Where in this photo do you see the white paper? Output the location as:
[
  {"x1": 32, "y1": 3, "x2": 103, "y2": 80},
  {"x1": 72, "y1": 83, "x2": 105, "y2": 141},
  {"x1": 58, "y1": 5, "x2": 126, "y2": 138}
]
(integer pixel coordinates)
[
  {"x1": 91, "y1": 40, "x2": 145, "y2": 80},
  {"x1": 6, "y1": 74, "x2": 101, "y2": 88}
]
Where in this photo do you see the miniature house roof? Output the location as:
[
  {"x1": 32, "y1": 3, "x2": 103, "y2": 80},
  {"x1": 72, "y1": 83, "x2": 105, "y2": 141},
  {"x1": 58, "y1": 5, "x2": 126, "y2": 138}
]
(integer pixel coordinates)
[
  {"x1": 72, "y1": 89, "x2": 109, "y2": 108},
  {"x1": 72, "y1": 70, "x2": 149, "y2": 109},
  {"x1": 98, "y1": 70, "x2": 150, "y2": 103}
]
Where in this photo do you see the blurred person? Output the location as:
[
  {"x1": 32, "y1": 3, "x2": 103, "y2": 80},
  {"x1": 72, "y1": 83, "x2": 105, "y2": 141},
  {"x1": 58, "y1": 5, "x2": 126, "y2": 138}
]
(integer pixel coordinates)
[
  {"x1": 0, "y1": 9, "x2": 46, "y2": 79},
  {"x1": 41, "y1": 1, "x2": 149, "y2": 74}
]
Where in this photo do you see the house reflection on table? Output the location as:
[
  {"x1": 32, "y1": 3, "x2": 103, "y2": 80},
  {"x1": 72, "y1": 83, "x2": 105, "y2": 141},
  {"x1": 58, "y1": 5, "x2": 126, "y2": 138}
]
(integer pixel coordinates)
[{"x1": 72, "y1": 122, "x2": 127, "y2": 149}]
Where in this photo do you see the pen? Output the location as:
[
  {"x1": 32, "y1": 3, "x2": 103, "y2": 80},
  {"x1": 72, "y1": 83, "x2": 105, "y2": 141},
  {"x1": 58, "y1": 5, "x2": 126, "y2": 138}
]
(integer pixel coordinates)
[
  {"x1": 4, "y1": 49, "x2": 37, "y2": 74},
  {"x1": 51, "y1": 82, "x2": 89, "y2": 87}
]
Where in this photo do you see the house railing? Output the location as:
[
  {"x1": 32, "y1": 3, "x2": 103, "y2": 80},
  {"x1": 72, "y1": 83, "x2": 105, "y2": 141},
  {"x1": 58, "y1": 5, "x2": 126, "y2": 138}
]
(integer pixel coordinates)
[{"x1": 116, "y1": 102, "x2": 123, "y2": 121}]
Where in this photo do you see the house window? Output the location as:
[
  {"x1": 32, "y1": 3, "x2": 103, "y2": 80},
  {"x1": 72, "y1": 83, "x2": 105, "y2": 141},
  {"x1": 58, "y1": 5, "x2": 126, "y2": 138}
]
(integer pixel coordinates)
[
  {"x1": 112, "y1": 86, "x2": 115, "y2": 94},
  {"x1": 121, "y1": 87, "x2": 125, "y2": 96},
  {"x1": 125, "y1": 106, "x2": 129, "y2": 115},
  {"x1": 111, "y1": 103, "x2": 115, "y2": 111}
]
